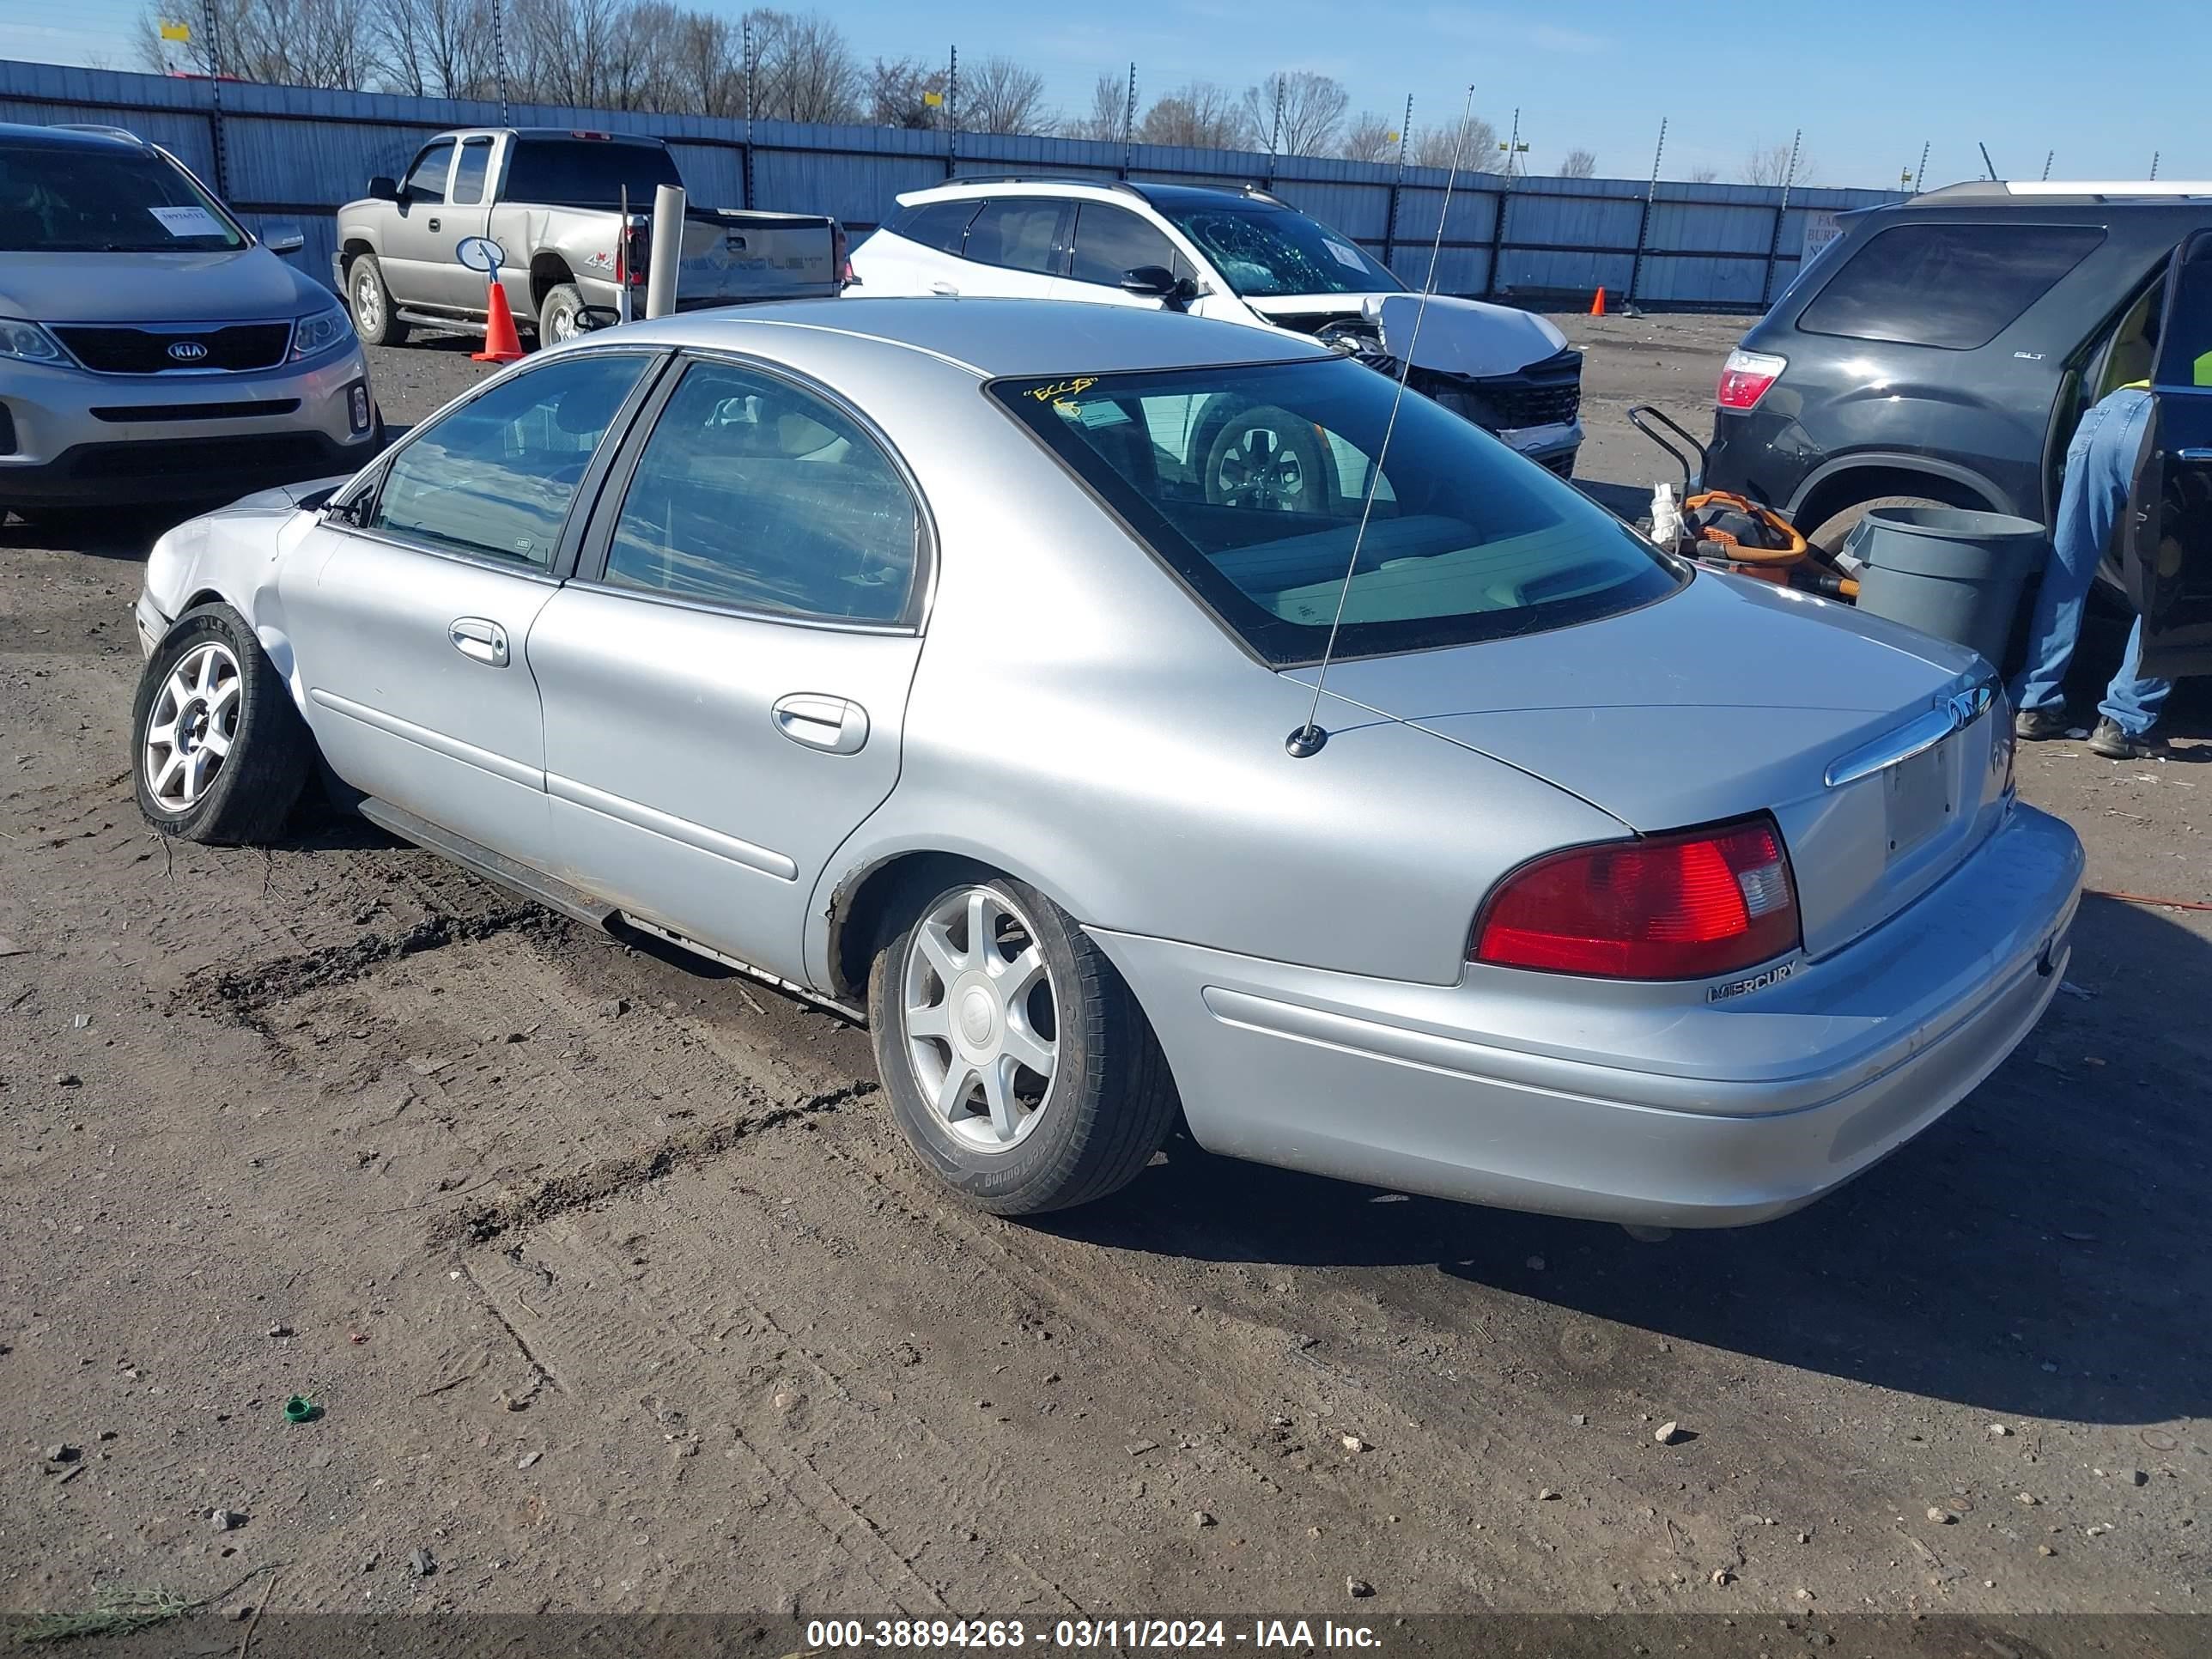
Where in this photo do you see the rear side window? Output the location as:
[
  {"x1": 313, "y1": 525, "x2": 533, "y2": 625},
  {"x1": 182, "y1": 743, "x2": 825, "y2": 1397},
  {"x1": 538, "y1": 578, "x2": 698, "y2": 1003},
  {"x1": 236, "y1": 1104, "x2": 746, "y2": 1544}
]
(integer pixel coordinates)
[
  {"x1": 891, "y1": 198, "x2": 982, "y2": 253},
  {"x1": 502, "y1": 137, "x2": 681, "y2": 210},
  {"x1": 450, "y1": 136, "x2": 493, "y2": 205},
  {"x1": 1797, "y1": 222, "x2": 2105, "y2": 349},
  {"x1": 602, "y1": 360, "x2": 921, "y2": 623},
  {"x1": 1067, "y1": 204, "x2": 1187, "y2": 288},
  {"x1": 963, "y1": 200, "x2": 1066, "y2": 274}
]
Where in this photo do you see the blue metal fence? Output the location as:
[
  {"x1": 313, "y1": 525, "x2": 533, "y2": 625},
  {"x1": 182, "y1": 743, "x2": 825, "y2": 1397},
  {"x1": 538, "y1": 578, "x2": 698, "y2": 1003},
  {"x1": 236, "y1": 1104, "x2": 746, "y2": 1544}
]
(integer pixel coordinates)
[{"x1": 0, "y1": 58, "x2": 1905, "y2": 308}]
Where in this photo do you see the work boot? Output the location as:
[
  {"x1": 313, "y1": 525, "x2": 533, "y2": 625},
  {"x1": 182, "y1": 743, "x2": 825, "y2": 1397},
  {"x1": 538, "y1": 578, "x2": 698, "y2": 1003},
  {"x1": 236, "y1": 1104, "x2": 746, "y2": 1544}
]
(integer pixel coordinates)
[
  {"x1": 2087, "y1": 717, "x2": 2171, "y2": 760},
  {"x1": 2014, "y1": 706, "x2": 2074, "y2": 741}
]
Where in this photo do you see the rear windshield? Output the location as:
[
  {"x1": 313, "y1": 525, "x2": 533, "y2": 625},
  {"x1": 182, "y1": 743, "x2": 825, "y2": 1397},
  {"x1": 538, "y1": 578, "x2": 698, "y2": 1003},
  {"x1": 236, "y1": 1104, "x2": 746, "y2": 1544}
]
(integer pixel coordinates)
[
  {"x1": 1155, "y1": 201, "x2": 1401, "y2": 297},
  {"x1": 501, "y1": 137, "x2": 681, "y2": 210},
  {"x1": 0, "y1": 140, "x2": 243, "y2": 253},
  {"x1": 1796, "y1": 222, "x2": 2105, "y2": 349},
  {"x1": 992, "y1": 357, "x2": 1681, "y2": 665}
]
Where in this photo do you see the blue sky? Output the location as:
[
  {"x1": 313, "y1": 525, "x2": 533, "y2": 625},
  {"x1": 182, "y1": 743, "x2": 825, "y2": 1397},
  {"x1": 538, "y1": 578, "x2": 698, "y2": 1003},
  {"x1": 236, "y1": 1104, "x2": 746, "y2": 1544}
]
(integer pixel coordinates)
[{"x1": 3, "y1": 0, "x2": 2200, "y2": 188}]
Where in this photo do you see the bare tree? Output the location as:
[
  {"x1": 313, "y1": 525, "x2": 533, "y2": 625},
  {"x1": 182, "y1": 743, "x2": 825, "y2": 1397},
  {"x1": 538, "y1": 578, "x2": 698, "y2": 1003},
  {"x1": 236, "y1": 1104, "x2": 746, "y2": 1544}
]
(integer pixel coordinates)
[
  {"x1": 866, "y1": 56, "x2": 944, "y2": 128},
  {"x1": 1239, "y1": 70, "x2": 1346, "y2": 157},
  {"x1": 672, "y1": 8, "x2": 744, "y2": 116},
  {"x1": 366, "y1": 0, "x2": 495, "y2": 97},
  {"x1": 748, "y1": 9, "x2": 860, "y2": 124},
  {"x1": 1558, "y1": 147, "x2": 1597, "y2": 178},
  {"x1": 963, "y1": 55, "x2": 1053, "y2": 136},
  {"x1": 1412, "y1": 115, "x2": 1498, "y2": 172},
  {"x1": 1738, "y1": 143, "x2": 1817, "y2": 186},
  {"x1": 1066, "y1": 72, "x2": 1130, "y2": 143},
  {"x1": 1339, "y1": 111, "x2": 1399, "y2": 165},
  {"x1": 1686, "y1": 165, "x2": 1720, "y2": 185},
  {"x1": 138, "y1": 0, "x2": 374, "y2": 88},
  {"x1": 1139, "y1": 82, "x2": 1241, "y2": 149}
]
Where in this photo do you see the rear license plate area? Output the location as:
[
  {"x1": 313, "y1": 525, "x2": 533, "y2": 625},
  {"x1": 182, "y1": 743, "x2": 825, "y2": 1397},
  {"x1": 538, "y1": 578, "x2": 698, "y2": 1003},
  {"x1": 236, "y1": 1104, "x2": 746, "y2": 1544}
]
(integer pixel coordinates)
[{"x1": 1884, "y1": 736, "x2": 1954, "y2": 860}]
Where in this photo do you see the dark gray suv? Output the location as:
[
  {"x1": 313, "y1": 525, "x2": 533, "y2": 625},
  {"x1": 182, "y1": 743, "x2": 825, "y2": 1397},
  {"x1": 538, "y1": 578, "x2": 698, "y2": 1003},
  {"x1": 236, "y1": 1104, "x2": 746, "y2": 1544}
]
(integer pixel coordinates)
[{"x1": 1704, "y1": 183, "x2": 2212, "y2": 561}]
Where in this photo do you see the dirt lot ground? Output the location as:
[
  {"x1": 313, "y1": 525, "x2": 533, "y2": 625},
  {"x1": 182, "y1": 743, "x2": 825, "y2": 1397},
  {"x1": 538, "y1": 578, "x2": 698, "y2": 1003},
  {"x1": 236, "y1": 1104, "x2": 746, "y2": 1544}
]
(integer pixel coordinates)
[{"x1": 3, "y1": 314, "x2": 2209, "y2": 1642}]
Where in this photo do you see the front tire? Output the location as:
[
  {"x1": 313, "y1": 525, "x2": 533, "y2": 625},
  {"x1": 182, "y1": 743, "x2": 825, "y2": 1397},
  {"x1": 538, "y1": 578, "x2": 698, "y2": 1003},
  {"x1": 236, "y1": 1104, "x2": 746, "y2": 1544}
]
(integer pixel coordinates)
[
  {"x1": 868, "y1": 874, "x2": 1178, "y2": 1215},
  {"x1": 131, "y1": 604, "x2": 313, "y2": 845},
  {"x1": 349, "y1": 253, "x2": 409, "y2": 347}
]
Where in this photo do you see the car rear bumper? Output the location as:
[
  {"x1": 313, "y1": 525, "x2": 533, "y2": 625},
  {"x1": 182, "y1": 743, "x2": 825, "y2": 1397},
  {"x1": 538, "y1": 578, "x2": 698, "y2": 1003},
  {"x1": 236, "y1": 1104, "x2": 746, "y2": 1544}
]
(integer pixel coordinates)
[
  {"x1": 0, "y1": 345, "x2": 378, "y2": 507},
  {"x1": 1091, "y1": 801, "x2": 2081, "y2": 1228}
]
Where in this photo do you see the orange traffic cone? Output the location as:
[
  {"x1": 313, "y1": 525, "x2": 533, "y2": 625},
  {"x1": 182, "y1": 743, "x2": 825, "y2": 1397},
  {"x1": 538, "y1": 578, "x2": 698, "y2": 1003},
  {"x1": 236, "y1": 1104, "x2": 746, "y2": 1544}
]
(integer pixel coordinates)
[
  {"x1": 473, "y1": 277, "x2": 526, "y2": 363},
  {"x1": 1589, "y1": 285, "x2": 1607, "y2": 317}
]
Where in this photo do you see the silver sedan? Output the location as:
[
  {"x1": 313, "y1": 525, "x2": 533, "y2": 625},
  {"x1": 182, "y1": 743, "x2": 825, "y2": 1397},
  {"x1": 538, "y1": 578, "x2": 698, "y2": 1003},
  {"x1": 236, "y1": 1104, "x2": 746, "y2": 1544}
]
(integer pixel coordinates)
[{"x1": 128, "y1": 299, "x2": 2083, "y2": 1227}]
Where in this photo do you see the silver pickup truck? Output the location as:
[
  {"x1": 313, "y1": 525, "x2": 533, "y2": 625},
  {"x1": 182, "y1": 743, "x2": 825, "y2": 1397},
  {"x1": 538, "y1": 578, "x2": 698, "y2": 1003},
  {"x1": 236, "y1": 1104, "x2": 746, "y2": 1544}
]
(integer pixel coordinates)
[{"x1": 334, "y1": 128, "x2": 843, "y2": 348}]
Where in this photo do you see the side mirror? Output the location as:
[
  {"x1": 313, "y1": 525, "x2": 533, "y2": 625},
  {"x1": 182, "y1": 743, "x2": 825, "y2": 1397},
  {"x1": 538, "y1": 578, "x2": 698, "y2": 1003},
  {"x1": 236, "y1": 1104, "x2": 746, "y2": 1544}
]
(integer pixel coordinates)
[
  {"x1": 1120, "y1": 264, "x2": 1177, "y2": 299},
  {"x1": 367, "y1": 175, "x2": 400, "y2": 204},
  {"x1": 262, "y1": 219, "x2": 305, "y2": 255}
]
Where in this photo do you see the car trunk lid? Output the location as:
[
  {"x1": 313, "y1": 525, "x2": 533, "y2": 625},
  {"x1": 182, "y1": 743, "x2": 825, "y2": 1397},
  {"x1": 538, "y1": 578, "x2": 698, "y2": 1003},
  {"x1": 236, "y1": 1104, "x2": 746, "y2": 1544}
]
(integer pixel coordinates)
[{"x1": 1288, "y1": 571, "x2": 2011, "y2": 959}]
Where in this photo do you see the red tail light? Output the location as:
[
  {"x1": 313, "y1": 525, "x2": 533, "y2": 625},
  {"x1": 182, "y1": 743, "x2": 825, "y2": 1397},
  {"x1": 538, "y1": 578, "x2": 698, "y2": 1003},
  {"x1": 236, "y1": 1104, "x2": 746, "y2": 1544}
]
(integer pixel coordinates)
[
  {"x1": 623, "y1": 222, "x2": 649, "y2": 287},
  {"x1": 1716, "y1": 348, "x2": 1786, "y2": 411},
  {"x1": 1472, "y1": 814, "x2": 1801, "y2": 980},
  {"x1": 832, "y1": 222, "x2": 850, "y2": 286}
]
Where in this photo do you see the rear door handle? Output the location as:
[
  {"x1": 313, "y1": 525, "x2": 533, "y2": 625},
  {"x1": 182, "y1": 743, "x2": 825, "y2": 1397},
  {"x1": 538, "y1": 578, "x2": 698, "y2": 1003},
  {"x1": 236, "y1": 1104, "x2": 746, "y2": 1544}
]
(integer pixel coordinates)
[
  {"x1": 428, "y1": 216, "x2": 442, "y2": 232},
  {"x1": 449, "y1": 617, "x2": 508, "y2": 667},
  {"x1": 772, "y1": 693, "x2": 868, "y2": 755}
]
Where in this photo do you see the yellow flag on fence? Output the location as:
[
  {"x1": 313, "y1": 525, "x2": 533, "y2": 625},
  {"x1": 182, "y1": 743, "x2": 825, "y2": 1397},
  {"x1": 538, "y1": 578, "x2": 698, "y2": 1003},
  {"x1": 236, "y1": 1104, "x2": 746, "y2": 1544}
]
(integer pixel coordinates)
[
  {"x1": 922, "y1": 89, "x2": 944, "y2": 108},
  {"x1": 158, "y1": 19, "x2": 191, "y2": 40}
]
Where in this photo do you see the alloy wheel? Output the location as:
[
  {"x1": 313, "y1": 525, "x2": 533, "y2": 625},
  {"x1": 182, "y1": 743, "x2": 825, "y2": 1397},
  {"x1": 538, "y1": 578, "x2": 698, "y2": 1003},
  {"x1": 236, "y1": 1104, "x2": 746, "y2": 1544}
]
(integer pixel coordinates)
[
  {"x1": 143, "y1": 641, "x2": 242, "y2": 812},
  {"x1": 1212, "y1": 418, "x2": 1309, "y2": 510},
  {"x1": 902, "y1": 885, "x2": 1060, "y2": 1153},
  {"x1": 354, "y1": 272, "x2": 381, "y2": 336}
]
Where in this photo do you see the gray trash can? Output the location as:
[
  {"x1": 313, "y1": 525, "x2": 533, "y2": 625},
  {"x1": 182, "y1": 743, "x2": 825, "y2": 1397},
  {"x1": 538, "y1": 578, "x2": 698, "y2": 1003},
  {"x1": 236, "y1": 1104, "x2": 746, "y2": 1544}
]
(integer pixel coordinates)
[{"x1": 1844, "y1": 507, "x2": 2047, "y2": 670}]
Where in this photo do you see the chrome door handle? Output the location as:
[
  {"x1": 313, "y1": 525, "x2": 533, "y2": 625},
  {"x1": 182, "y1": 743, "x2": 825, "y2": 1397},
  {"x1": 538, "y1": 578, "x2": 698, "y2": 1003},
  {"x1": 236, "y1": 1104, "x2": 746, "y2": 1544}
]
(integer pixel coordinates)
[
  {"x1": 449, "y1": 617, "x2": 508, "y2": 667},
  {"x1": 772, "y1": 693, "x2": 867, "y2": 755},
  {"x1": 2178, "y1": 447, "x2": 2212, "y2": 462},
  {"x1": 930, "y1": 281, "x2": 959, "y2": 296}
]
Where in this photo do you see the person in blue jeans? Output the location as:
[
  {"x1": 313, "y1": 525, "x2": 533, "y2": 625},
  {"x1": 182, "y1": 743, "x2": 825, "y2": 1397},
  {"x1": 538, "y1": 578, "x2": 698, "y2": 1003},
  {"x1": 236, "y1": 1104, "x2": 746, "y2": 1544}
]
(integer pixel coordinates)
[{"x1": 2010, "y1": 384, "x2": 2172, "y2": 759}]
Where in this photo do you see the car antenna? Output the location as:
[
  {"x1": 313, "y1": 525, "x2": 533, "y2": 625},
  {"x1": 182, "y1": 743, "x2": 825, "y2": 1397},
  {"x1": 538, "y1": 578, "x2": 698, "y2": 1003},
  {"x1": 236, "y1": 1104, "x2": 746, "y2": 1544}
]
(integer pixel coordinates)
[{"x1": 1285, "y1": 84, "x2": 1476, "y2": 759}]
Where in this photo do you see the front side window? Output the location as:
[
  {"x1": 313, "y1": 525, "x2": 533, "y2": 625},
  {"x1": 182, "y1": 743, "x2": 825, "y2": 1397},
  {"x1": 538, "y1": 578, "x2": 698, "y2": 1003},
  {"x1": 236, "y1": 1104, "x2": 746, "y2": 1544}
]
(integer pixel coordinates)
[
  {"x1": 1154, "y1": 201, "x2": 1400, "y2": 298},
  {"x1": 602, "y1": 360, "x2": 921, "y2": 623},
  {"x1": 992, "y1": 358, "x2": 1680, "y2": 665},
  {"x1": 1797, "y1": 222, "x2": 2105, "y2": 349},
  {"x1": 404, "y1": 141, "x2": 454, "y2": 200},
  {"x1": 371, "y1": 352, "x2": 649, "y2": 568},
  {"x1": 451, "y1": 137, "x2": 493, "y2": 205},
  {"x1": 1067, "y1": 204, "x2": 1187, "y2": 288},
  {"x1": 2154, "y1": 229, "x2": 2212, "y2": 389},
  {"x1": 963, "y1": 200, "x2": 1066, "y2": 274},
  {"x1": 0, "y1": 139, "x2": 243, "y2": 253}
]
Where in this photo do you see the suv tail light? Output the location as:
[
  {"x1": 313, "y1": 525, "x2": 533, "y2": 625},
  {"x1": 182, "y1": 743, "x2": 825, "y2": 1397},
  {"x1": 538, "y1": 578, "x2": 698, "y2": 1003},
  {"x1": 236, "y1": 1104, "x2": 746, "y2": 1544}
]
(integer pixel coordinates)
[
  {"x1": 1717, "y1": 348, "x2": 1787, "y2": 411},
  {"x1": 1472, "y1": 814, "x2": 1801, "y2": 980}
]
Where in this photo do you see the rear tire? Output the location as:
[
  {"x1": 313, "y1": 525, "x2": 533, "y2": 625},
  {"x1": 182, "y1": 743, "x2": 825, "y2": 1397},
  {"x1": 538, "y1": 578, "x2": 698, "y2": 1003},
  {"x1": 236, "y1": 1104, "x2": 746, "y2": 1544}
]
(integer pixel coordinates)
[
  {"x1": 349, "y1": 253, "x2": 409, "y2": 347},
  {"x1": 1805, "y1": 494, "x2": 1948, "y2": 558},
  {"x1": 867, "y1": 872, "x2": 1178, "y2": 1216},
  {"x1": 131, "y1": 603, "x2": 313, "y2": 846},
  {"x1": 538, "y1": 283, "x2": 586, "y2": 348}
]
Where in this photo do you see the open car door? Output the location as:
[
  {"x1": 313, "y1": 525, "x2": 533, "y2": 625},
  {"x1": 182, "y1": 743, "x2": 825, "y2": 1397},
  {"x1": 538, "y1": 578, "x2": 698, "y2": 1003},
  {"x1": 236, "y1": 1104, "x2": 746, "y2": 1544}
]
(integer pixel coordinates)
[{"x1": 2125, "y1": 228, "x2": 2212, "y2": 678}]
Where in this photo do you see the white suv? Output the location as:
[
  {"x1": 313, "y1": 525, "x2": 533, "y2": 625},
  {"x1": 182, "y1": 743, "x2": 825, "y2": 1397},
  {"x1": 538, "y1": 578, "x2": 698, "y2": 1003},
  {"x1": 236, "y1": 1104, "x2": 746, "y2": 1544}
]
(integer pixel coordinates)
[{"x1": 848, "y1": 177, "x2": 1583, "y2": 474}]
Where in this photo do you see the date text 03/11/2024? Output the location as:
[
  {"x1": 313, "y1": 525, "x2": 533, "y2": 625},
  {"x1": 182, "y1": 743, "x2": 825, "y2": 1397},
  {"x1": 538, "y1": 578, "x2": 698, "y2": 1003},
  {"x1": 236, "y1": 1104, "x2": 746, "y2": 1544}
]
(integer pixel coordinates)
[{"x1": 803, "y1": 1619, "x2": 1385, "y2": 1649}]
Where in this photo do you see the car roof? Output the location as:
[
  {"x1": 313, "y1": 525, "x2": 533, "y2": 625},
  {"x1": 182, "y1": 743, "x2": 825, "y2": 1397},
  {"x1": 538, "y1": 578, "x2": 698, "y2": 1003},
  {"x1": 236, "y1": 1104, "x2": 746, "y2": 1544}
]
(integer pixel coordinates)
[
  {"x1": 0, "y1": 121, "x2": 150, "y2": 151},
  {"x1": 596, "y1": 296, "x2": 1328, "y2": 379}
]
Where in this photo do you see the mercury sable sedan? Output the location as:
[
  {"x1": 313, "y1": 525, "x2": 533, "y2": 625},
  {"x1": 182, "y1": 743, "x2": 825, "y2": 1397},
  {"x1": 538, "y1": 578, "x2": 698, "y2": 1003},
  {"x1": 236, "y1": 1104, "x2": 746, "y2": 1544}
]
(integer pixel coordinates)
[{"x1": 129, "y1": 299, "x2": 2082, "y2": 1226}]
